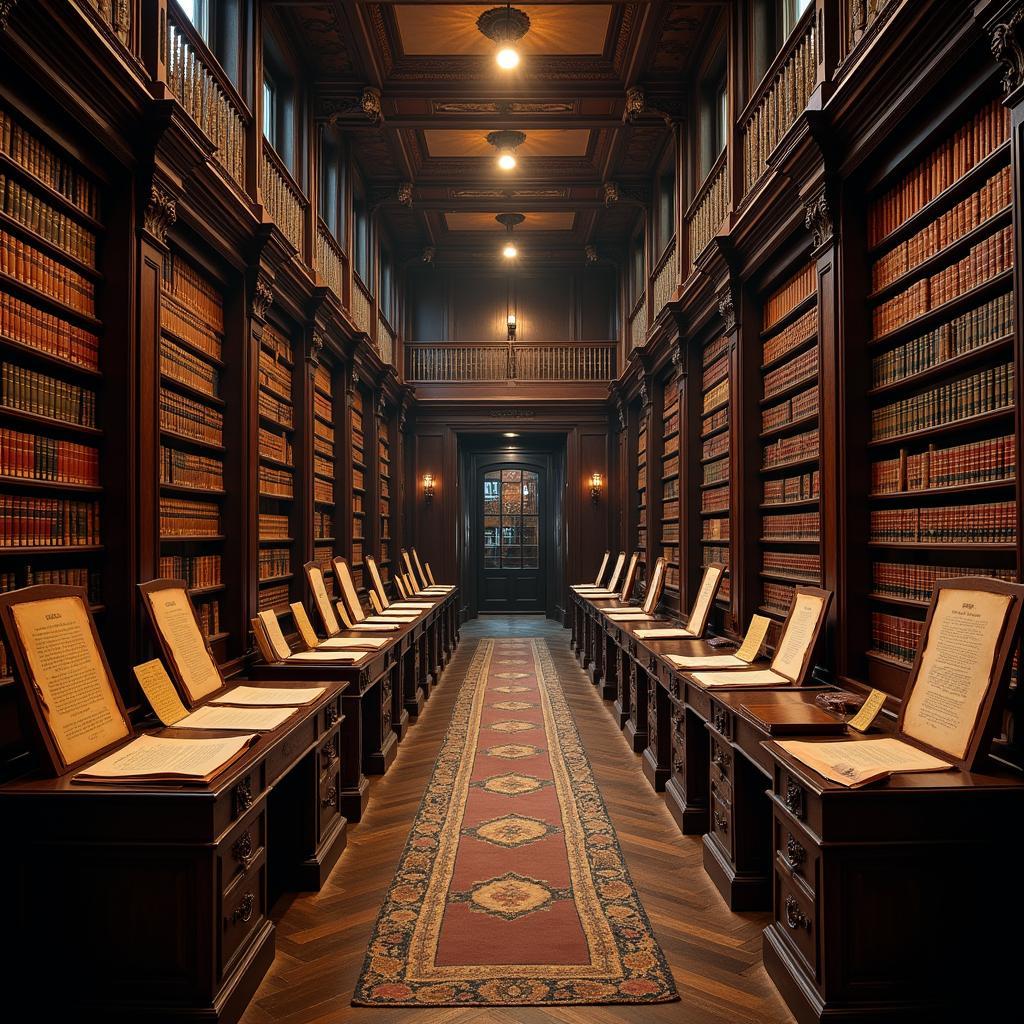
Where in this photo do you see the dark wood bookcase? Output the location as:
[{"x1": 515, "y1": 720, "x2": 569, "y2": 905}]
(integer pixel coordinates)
[
  {"x1": 660, "y1": 366, "x2": 681, "y2": 610},
  {"x1": 377, "y1": 398, "x2": 392, "y2": 582},
  {"x1": 312, "y1": 352, "x2": 339, "y2": 598},
  {"x1": 700, "y1": 331, "x2": 733, "y2": 619}
]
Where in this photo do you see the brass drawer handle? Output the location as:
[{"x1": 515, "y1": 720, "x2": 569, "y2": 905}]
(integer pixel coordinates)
[
  {"x1": 233, "y1": 892, "x2": 256, "y2": 925},
  {"x1": 784, "y1": 778, "x2": 805, "y2": 819},
  {"x1": 232, "y1": 830, "x2": 255, "y2": 869},
  {"x1": 784, "y1": 895, "x2": 809, "y2": 931},
  {"x1": 713, "y1": 811, "x2": 728, "y2": 833},
  {"x1": 786, "y1": 833, "x2": 806, "y2": 872},
  {"x1": 233, "y1": 778, "x2": 253, "y2": 816},
  {"x1": 321, "y1": 782, "x2": 338, "y2": 809}
]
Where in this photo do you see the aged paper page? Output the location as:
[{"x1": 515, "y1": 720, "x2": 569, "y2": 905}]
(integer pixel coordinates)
[
  {"x1": 350, "y1": 622, "x2": 400, "y2": 632},
  {"x1": 318, "y1": 637, "x2": 387, "y2": 650},
  {"x1": 848, "y1": 688, "x2": 887, "y2": 732},
  {"x1": 777, "y1": 737, "x2": 952, "y2": 788},
  {"x1": 308, "y1": 567, "x2": 340, "y2": 635},
  {"x1": 133, "y1": 659, "x2": 188, "y2": 726},
  {"x1": 212, "y1": 685, "x2": 326, "y2": 706},
  {"x1": 668, "y1": 654, "x2": 747, "y2": 669},
  {"x1": 642, "y1": 561, "x2": 666, "y2": 615},
  {"x1": 593, "y1": 551, "x2": 609, "y2": 586},
  {"x1": 691, "y1": 668, "x2": 789, "y2": 687},
  {"x1": 902, "y1": 589, "x2": 1012, "y2": 759},
  {"x1": 12, "y1": 596, "x2": 129, "y2": 766},
  {"x1": 770, "y1": 593, "x2": 825, "y2": 681},
  {"x1": 177, "y1": 705, "x2": 295, "y2": 731},
  {"x1": 736, "y1": 614, "x2": 773, "y2": 663},
  {"x1": 687, "y1": 565, "x2": 723, "y2": 635},
  {"x1": 257, "y1": 610, "x2": 293, "y2": 662},
  {"x1": 287, "y1": 650, "x2": 365, "y2": 663},
  {"x1": 367, "y1": 558, "x2": 387, "y2": 601},
  {"x1": 75, "y1": 733, "x2": 253, "y2": 781},
  {"x1": 145, "y1": 588, "x2": 222, "y2": 702},
  {"x1": 336, "y1": 561, "x2": 364, "y2": 620},
  {"x1": 290, "y1": 603, "x2": 321, "y2": 649},
  {"x1": 635, "y1": 628, "x2": 697, "y2": 639}
]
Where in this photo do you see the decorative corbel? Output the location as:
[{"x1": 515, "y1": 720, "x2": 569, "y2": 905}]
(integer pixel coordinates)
[
  {"x1": 585, "y1": 244, "x2": 599, "y2": 265},
  {"x1": 397, "y1": 182, "x2": 413, "y2": 207},
  {"x1": 603, "y1": 181, "x2": 621, "y2": 206},
  {"x1": 251, "y1": 272, "x2": 274, "y2": 321},
  {"x1": 308, "y1": 330, "x2": 325, "y2": 368},
  {"x1": 624, "y1": 86, "x2": 646, "y2": 123},
  {"x1": 989, "y1": 5, "x2": 1024, "y2": 96},
  {"x1": 717, "y1": 283, "x2": 737, "y2": 334},
  {"x1": 804, "y1": 186, "x2": 835, "y2": 249},
  {"x1": 422, "y1": 246, "x2": 436, "y2": 265},
  {"x1": 322, "y1": 86, "x2": 384, "y2": 128},
  {"x1": 671, "y1": 341, "x2": 685, "y2": 377},
  {"x1": 639, "y1": 378, "x2": 651, "y2": 412},
  {"x1": 142, "y1": 181, "x2": 177, "y2": 246}
]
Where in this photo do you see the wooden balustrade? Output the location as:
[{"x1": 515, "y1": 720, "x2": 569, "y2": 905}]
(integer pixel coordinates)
[
  {"x1": 687, "y1": 156, "x2": 729, "y2": 265},
  {"x1": 316, "y1": 223, "x2": 345, "y2": 300},
  {"x1": 81, "y1": 0, "x2": 132, "y2": 46},
  {"x1": 377, "y1": 315, "x2": 395, "y2": 367},
  {"x1": 166, "y1": 4, "x2": 246, "y2": 190},
  {"x1": 848, "y1": 0, "x2": 899, "y2": 51},
  {"x1": 629, "y1": 301, "x2": 648, "y2": 350},
  {"x1": 651, "y1": 239, "x2": 679, "y2": 320},
  {"x1": 260, "y1": 148, "x2": 305, "y2": 254},
  {"x1": 740, "y1": 11, "x2": 816, "y2": 196},
  {"x1": 405, "y1": 342, "x2": 615, "y2": 383},
  {"x1": 351, "y1": 278, "x2": 372, "y2": 337}
]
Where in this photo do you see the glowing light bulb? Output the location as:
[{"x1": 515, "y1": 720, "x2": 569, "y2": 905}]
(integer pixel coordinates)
[
  {"x1": 502, "y1": 242, "x2": 518, "y2": 259},
  {"x1": 496, "y1": 46, "x2": 520, "y2": 69},
  {"x1": 497, "y1": 151, "x2": 517, "y2": 171}
]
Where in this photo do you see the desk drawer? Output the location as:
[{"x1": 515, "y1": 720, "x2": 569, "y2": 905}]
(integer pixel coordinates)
[
  {"x1": 774, "y1": 810, "x2": 819, "y2": 899},
  {"x1": 773, "y1": 864, "x2": 818, "y2": 979},
  {"x1": 218, "y1": 807, "x2": 267, "y2": 897},
  {"x1": 319, "y1": 727, "x2": 341, "y2": 784},
  {"x1": 221, "y1": 861, "x2": 265, "y2": 974},
  {"x1": 709, "y1": 731, "x2": 733, "y2": 786},
  {"x1": 709, "y1": 785, "x2": 733, "y2": 861},
  {"x1": 670, "y1": 702, "x2": 685, "y2": 785},
  {"x1": 320, "y1": 767, "x2": 341, "y2": 839},
  {"x1": 323, "y1": 699, "x2": 342, "y2": 733}
]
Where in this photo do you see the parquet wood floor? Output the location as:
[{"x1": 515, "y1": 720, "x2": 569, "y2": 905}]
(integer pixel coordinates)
[{"x1": 240, "y1": 617, "x2": 794, "y2": 1024}]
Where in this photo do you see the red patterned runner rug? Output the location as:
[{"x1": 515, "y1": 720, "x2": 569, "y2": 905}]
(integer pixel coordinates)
[{"x1": 353, "y1": 638, "x2": 678, "y2": 1007}]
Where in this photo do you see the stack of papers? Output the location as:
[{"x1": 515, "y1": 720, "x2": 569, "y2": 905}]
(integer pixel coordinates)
[
  {"x1": 636, "y1": 628, "x2": 695, "y2": 640},
  {"x1": 175, "y1": 705, "x2": 296, "y2": 731},
  {"x1": 73, "y1": 734, "x2": 255, "y2": 785},
  {"x1": 318, "y1": 637, "x2": 387, "y2": 650},
  {"x1": 211, "y1": 685, "x2": 326, "y2": 705}
]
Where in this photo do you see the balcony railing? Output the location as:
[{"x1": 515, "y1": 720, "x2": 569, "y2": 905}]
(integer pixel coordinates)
[
  {"x1": 651, "y1": 238, "x2": 679, "y2": 320},
  {"x1": 166, "y1": 3, "x2": 246, "y2": 190},
  {"x1": 847, "y1": 0, "x2": 899, "y2": 51},
  {"x1": 377, "y1": 314, "x2": 395, "y2": 367},
  {"x1": 351, "y1": 277, "x2": 372, "y2": 336},
  {"x1": 405, "y1": 341, "x2": 616, "y2": 383},
  {"x1": 316, "y1": 222, "x2": 345, "y2": 301},
  {"x1": 81, "y1": 0, "x2": 132, "y2": 47},
  {"x1": 629, "y1": 301, "x2": 648, "y2": 350},
  {"x1": 261, "y1": 148, "x2": 305, "y2": 254},
  {"x1": 687, "y1": 154, "x2": 728, "y2": 266},
  {"x1": 740, "y1": 10, "x2": 816, "y2": 196}
]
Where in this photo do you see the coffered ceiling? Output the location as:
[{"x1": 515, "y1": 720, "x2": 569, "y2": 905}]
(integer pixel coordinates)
[{"x1": 273, "y1": 1, "x2": 721, "y2": 261}]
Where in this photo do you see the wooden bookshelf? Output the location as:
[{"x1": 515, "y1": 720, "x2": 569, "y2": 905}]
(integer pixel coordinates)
[
  {"x1": 636, "y1": 403, "x2": 648, "y2": 576},
  {"x1": 758, "y1": 262, "x2": 820, "y2": 636},
  {"x1": 158, "y1": 250, "x2": 228, "y2": 647},
  {"x1": 660, "y1": 371, "x2": 680, "y2": 601},
  {"x1": 349, "y1": 382, "x2": 366, "y2": 596},
  {"x1": 312, "y1": 354, "x2": 338, "y2": 597},
  {"x1": 861, "y1": 96, "x2": 1017, "y2": 688},
  {"x1": 256, "y1": 320, "x2": 296, "y2": 615},
  {"x1": 700, "y1": 333, "x2": 731, "y2": 609},
  {"x1": 377, "y1": 400, "x2": 391, "y2": 582}
]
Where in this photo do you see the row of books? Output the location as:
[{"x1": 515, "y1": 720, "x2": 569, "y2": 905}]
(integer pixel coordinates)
[
  {"x1": 762, "y1": 511, "x2": 820, "y2": 541},
  {"x1": 701, "y1": 485, "x2": 729, "y2": 514},
  {"x1": 703, "y1": 517, "x2": 729, "y2": 541},
  {"x1": 764, "y1": 550, "x2": 820, "y2": 580},
  {"x1": 702, "y1": 354, "x2": 728, "y2": 392},
  {"x1": 663, "y1": 430, "x2": 679, "y2": 457},
  {"x1": 0, "y1": 360, "x2": 96, "y2": 427},
  {"x1": 703, "y1": 457, "x2": 728, "y2": 486},
  {"x1": 762, "y1": 306, "x2": 817, "y2": 367},
  {"x1": 314, "y1": 363, "x2": 332, "y2": 398},
  {"x1": 0, "y1": 173, "x2": 97, "y2": 264},
  {"x1": 161, "y1": 337, "x2": 219, "y2": 397},
  {"x1": 258, "y1": 427, "x2": 291, "y2": 465},
  {"x1": 870, "y1": 500, "x2": 1016, "y2": 544},
  {"x1": 314, "y1": 453, "x2": 333, "y2": 479},
  {"x1": 871, "y1": 362, "x2": 1013, "y2": 440},
  {"x1": 871, "y1": 165, "x2": 1012, "y2": 291},
  {"x1": 314, "y1": 508, "x2": 333, "y2": 540},
  {"x1": 763, "y1": 264, "x2": 815, "y2": 332},
  {"x1": 163, "y1": 254, "x2": 224, "y2": 334},
  {"x1": 258, "y1": 547, "x2": 291, "y2": 581},
  {"x1": 871, "y1": 226, "x2": 1013, "y2": 337},
  {"x1": 195, "y1": 598, "x2": 221, "y2": 640},
  {"x1": 702, "y1": 406, "x2": 728, "y2": 437},
  {"x1": 314, "y1": 391, "x2": 332, "y2": 423},
  {"x1": 870, "y1": 611, "x2": 923, "y2": 666},
  {"x1": 315, "y1": 478, "x2": 334, "y2": 504},
  {"x1": 259, "y1": 512, "x2": 289, "y2": 540},
  {"x1": 0, "y1": 108, "x2": 101, "y2": 218},
  {"x1": 258, "y1": 583, "x2": 290, "y2": 612},
  {"x1": 262, "y1": 324, "x2": 292, "y2": 364},
  {"x1": 0, "y1": 288, "x2": 100, "y2": 369},
  {"x1": 258, "y1": 349, "x2": 292, "y2": 402},
  {"x1": 0, "y1": 494, "x2": 99, "y2": 546},
  {"x1": 160, "y1": 295, "x2": 221, "y2": 362},
  {"x1": 703, "y1": 378, "x2": 729, "y2": 412},
  {"x1": 158, "y1": 554, "x2": 222, "y2": 589},
  {"x1": 870, "y1": 292, "x2": 1012, "y2": 389},
  {"x1": 159, "y1": 446, "x2": 223, "y2": 491},
  {"x1": 663, "y1": 453, "x2": 679, "y2": 479},
  {"x1": 763, "y1": 469, "x2": 820, "y2": 505},
  {"x1": 0, "y1": 427, "x2": 98, "y2": 485},
  {"x1": 704, "y1": 544, "x2": 730, "y2": 565},
  {"x1": 871, "y1": 434, "x2": 1015, "y2": 494},
  {"x1": 160, "y1": 387, "x2": 223, "y2": 445},
  {"x1": 762, "y1": 385, "x2": 818, "y2": 433},
  {"x1": 258, "y1": 464, "x2": 292, "y2": 498},
  {"x1": 662, "y1": 519, "x2": 679, "y2": 541},
  {"x1": 315, "y1": 418, "x2": 334, "y2": 444},
  {"x1": 763, "y1": 345, "x2": 817, "y2": 400},
  {"x1": 703, "y1": 430, "x2": 729, "y2": 462},
  {"x1": 868, "y1": 99, "x2": 1009, "y2": 247},
  {"x1": 871, "y1": 562, "x2": 1015, "y2": 604},
  {"x1": 763, "y1": 426, "x2": 819, "y2": 468},
  {"x1": 763, "y1": 582, "x2": 795, "y2": 615},
  {"x1": 259, "y1": 390, "x2": 292, "y2": 429},
  {"x1": 0, "y1": 231, "x2": 95, "y2": 314},
  {"x1": 160, "y1": 497, "x2": 220, "y2": 538}
]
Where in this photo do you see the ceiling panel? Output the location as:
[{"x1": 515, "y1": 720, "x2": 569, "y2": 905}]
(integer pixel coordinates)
[
  {"x1": 423, "y1": 128, "x2": 592, "y2": 158},
  {"x1": 393, "y1": 4, "x2": 613, "y2": 57},
  {"x1": 443, "y1": 211, "x2": 577, "y2": 231}
]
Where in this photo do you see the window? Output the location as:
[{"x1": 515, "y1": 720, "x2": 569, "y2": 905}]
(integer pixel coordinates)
[
  {"x1": 700, "y1": 65, "x2": 728, "y2": 180},
  {"x1": 752, "y1": 0, "x2": 814, "y2": 84},
  {"x1": 483, "y1": 469, "x2": 540, "y2": 569},
  {"x1": 655, "y1": 154, "x2": 675, "y2": 257},
  {"x1": 178, "y1": 0, "x2": 209, "y2": 40},
  {"x1": 783, "y1": 0, "x2": 813, "y2": 35},
  {"x1": 263, "y1": 32, "x2": 298, "y2": 175},
  {"x1": 629, "y1": 226, "x2": 645, "y2": 310},
  {"x1": 353, "y1": 172, "x2": 370, "y2": 283},
  {"x1": 262, "y1": 74, "x2": 276, "y2": 148},
  {"x1": 380, "y1": 249, "x2": 395, "y2": 326},
  {"x1": 176, "y1": 0, "x2": 241, "y2": 86},
  {"x1": 319, "y1": 127, "x2": 347, "y2": 245}
]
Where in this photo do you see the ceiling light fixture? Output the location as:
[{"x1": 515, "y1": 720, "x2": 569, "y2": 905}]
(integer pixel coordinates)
[
  {"x1": 486, "y1": 129, "x2": 526, "y2": 172},
  {"x1": 496, "y1": 212, "x2": 524, "y2": 260},
  {"x1": 477, "y1": 4, "x2": 530, "y2": 70},
  {"x1": 503, "y1": 432, "x2": 519, "y2": 438}
]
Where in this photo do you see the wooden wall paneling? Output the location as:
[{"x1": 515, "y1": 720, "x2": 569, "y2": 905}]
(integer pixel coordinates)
[{"x1": 412, "y1": 428, "x2": 450, "y2": 586}]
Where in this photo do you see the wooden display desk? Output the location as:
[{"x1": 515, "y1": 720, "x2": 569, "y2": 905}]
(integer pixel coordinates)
[{"x1": 0, "y1": 680, "x2": 347, "y2": 1024}]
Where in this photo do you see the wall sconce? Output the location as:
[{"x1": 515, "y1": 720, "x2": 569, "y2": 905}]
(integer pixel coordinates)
[
  {"x1": 590, "y1": 472, "x2": 603, "y2": 504},
  {"x1": 506, "y1": 312, "x2": 517, "y2": 341},
  {"x1": 422, "y1": 473, "x2": 435, "y2": 503}
]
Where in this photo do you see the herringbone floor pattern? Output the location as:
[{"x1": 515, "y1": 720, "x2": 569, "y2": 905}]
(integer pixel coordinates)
[{"x1": 239, "y1": 616, "x2": 793, "y2": 1024}]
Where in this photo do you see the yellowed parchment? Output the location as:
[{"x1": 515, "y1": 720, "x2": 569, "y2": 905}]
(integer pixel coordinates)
[{"x1": 145, "y1": 587, "x2": 222, "y2": 703}]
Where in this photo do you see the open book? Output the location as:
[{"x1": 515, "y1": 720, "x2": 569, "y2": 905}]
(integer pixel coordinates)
[{"x1": 73, "y1": 733, "x2": 255, "y2": 786}]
